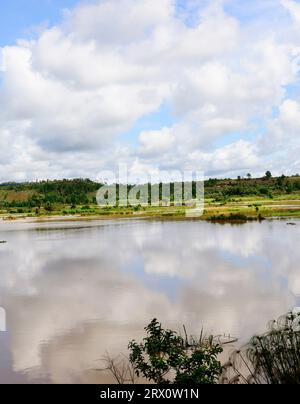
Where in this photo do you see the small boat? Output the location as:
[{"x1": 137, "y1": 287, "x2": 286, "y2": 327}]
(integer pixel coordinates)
[{"x1": 0, "y1": 241, "x2": 7, "y2": 244}]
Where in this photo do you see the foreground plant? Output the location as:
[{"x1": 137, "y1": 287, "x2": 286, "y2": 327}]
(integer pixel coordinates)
[
  {"x1": 222, "y1": 311, "x2": 300, "y2": 384},
  {"x1": 128, "y1": 319, "x2": 223, "y2": 384}
]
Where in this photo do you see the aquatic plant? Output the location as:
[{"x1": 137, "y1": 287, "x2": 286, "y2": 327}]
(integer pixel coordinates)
[{"x1": 222, "y1": 312, "x2": 300, "y2": 384}]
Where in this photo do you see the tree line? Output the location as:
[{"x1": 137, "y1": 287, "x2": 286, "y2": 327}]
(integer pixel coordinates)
[{"x1": 0, "y1": 174, "x2": 300, "y2": 209}]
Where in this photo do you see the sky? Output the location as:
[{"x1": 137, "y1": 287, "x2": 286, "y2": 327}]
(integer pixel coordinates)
[{"x1": 0, "y1": 0, "x2": 300, "y2": 182}]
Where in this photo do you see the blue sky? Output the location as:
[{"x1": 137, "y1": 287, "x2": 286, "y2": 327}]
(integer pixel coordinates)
[
  {"x1": 0, "y1": 0, "x2": 190, "y2": 151},
  {"x1": 0, "y1": 0, "x2": 300, "y2": 181},
  {"x1": 0, "y1": 0, "x2": 78, "y2": 46},
  {"x1": 3, "y1": 0, "x2": 275, "y2": 45}
]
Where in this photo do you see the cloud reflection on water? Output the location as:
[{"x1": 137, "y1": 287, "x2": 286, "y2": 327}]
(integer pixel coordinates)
[{"x1": 0, "y1": 219, "x2": 299, "y2": 383}]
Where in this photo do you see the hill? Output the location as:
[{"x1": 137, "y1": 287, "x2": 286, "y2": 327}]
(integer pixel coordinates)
[
  {"x1": 0, "y1": 175, "x2": 300, "y2": 220},
  {"x1": 1, "y1": 175, "x2": 300, "y2": 206}
]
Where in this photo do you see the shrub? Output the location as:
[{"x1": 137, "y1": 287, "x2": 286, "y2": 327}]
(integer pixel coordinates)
[
  {"x1": 44, "y1": 203, "x2": 53, "y2": 212},
  {"x1": 128, "y1": 319, "x2": 223, "y2": 385}
]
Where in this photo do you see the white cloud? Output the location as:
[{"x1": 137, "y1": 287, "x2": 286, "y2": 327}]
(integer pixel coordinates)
[
  {"x1": 279, "y1": 99, "x2": 300, "y2": 128},
  {"x1": 64, "y1": 0, "x2": 173, "y2": 46},
  {"x1": 189, "y1": 140, "x2": 260, "y2": 175},
  {"x1": 282, "y1": 0, "x2": 300, "y2": 24},
  {"x1": 0, "y1": 0, "x2": 300, "y2": 180},
  {"x1": 139, "y1": 127, "x2": 175, "y2": 156}
]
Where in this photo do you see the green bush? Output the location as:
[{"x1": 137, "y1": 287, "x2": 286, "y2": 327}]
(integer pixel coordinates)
[{"x1": 128, "y1": 319, "x2": 223, "y2": 385}]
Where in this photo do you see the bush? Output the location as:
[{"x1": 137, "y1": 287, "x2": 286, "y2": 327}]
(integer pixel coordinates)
[
  {"x1": 128, "y1": 319, "x2": 223, "y2": 384},
  {"x1": 44, "y1": 203, "x2": 53, "y2": 212}
]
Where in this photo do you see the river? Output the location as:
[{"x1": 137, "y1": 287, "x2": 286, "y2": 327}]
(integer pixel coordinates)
[{"x1": 0, "y1": 218, "x2": 299, "y2": 383}]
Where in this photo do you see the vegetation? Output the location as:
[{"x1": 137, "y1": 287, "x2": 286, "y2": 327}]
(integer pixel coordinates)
[
  {"x1": 207, "y1": 213, "x2": 264, "y2": 223},
  {"x1": 0, "y1": 174, "x2": 299, "y2": 220},
  {"x1": 204, "y1": 173, "x2": 300, "y2": 200},
  {"x1": 0, "y1": 178, "x2": 100, "y2": 208},
  {"x1": 128, "y1": 319, "x2": 223, "y2": 385},
  {"x1": 104, "y1": 312, "x2": 300, "y2": 385},
  {"x1": 222, "y1": 311, "x2": 300, "y2": 384}
]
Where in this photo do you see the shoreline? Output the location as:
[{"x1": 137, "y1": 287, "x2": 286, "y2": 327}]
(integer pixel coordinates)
[
  {"x1": 1, "y1": 197, "x2": 300, "y2": 225},
  {"x1": 1, "y1": 211, "x2": 300, "y2": 225}
]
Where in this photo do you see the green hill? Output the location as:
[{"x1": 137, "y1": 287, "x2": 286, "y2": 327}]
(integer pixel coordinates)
[
  {"x1": 1, "y1": 175, "x2": 300, "y2": 207},
  {"x1": 0, "y1": 175, "x2": 300, "y2": 220},
  {"x1": 0, "y1": 179, "x2": 101, "y2": 208}
]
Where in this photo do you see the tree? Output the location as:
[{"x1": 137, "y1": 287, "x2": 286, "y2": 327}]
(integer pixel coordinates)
[
  {"x1": 265, "y1": 171, "x2": 272, "y2": 179},
  {"x1": 247, "y1": 173, "x2": 252, "y2": 180},
  {"x1": 276, "y1": 175, "x2": 286, "y2": 188},
  {"x1": 128, "y1": 319, "x2": 223, "y2": 385}
]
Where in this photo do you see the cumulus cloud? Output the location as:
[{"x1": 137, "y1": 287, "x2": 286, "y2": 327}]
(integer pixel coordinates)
[
  {"x1": 260, "y1": 97, "x2": 300, "y2": 162},
  {"x1": 139, "y1": 127, "x2": 175, "y2": 156},
  {"x1": 279, "y1": 99, "x2": 300, "y2": 129},
  {"x1": 0, "y1": 0, "x2": 300, "y2": 180},
  {"x1": 282, "y1": 0, "x2": 300, "y2": 24}
]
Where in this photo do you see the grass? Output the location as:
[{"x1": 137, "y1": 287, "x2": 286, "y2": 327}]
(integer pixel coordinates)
[
  {"x1": 0, "y1": 191, "x2": 300, "y2": 222},
  {"x1": 222, "y1": 312, "x2": 300, "y2": 384},
  {"x1": 0, "y1": 198, "x2": 299, "y2": 223}
]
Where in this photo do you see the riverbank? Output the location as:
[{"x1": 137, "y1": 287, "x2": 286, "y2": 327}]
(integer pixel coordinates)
[{"x1": 1, "y1": 196, "x2": 300, "y2": 223}]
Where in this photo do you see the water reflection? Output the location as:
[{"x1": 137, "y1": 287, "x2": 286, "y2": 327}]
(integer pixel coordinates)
[{"x1": 0, "y1": 219, "x2": 299, "y2": 383}]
